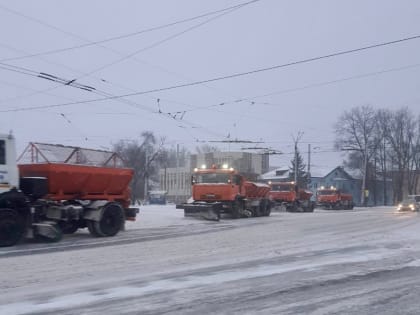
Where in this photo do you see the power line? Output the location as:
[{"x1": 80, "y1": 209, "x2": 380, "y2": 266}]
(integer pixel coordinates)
[
  {"x1": 78, "y1": 4, "x2": 249, "y2": 78},
  {"x1": 0, "y1": 0, "x2": 262, "y2": 62},
  {"x1": 2, "y1": 33, "x2": 420, "y2": 113},
  {"x1": 0, "y1": 1, "x2": 261, "y2": 120},
  {"x1": 0, "y1": 64, "x2": 227, "y2": 139},
  {"x1": 240, "y1": 63, "x2": 420, "y2": 103},
  {"x1": 0, "y1": 52, "x2": 227, "y2": 140},
  {"x1": 0, "y1": 1, "x2": 255, "y2": 128},
  {"x1": 171, "y1": 61, "x2": 420, "y2": 114}
]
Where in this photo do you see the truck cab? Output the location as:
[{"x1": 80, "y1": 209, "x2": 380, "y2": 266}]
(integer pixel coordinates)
[
  {"x1": 269, "y1": 182, "x2": 297, "y2": 203},
  {"x1": 0, "y1": 133, "x2": 19, "y2": 194},
  {"x1": 191, "y1": 165, "x2": 244, "y2": 202}
]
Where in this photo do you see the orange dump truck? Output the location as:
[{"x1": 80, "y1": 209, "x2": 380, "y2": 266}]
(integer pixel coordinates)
[
  {"x1": 269, "y1": 181, "x2": 315, "y2": 212},
  {"x1": 316, "y1": 186, "x2": 354, "y2": 210},
  {"x1": 0, "y1": 139, "x2": 138, "y2": 247},
  {"x1": 176, "y1": 165, "x2": 271, "y2": 221}
]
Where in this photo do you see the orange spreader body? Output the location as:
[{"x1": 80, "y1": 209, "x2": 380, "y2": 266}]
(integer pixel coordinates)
[{"x1": 18, "y1": 163, "x2": 132, "y2": 207}]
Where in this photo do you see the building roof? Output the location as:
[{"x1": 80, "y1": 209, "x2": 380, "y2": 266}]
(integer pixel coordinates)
[
  {"x1": 259, "y1": 167, "x2": 289, "y2": 180},
  {"x1": 261, "y1": 164, "x2": 362, "y2": 182}
]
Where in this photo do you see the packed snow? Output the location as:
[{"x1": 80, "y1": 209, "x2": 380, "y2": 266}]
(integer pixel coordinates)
[{"x1": 1, "y1": 205, "x2": 420, "y2": 314}]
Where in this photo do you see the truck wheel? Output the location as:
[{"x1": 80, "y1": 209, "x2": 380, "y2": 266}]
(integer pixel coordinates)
[
  {"x1": 61, "y1": 222, "x2": 79, "y2": 234},
  {"x1": 93, "y1": 203, "x2": 124, "y2": 237},
  {"x1": 253, "y1": 205, "x2": 262, "y2": 217},
  {"x1": 263, "y1": 201, "x2": 271, "y2": 216},
  {"x1": 231, "y1": 199, "x2": 242, "y2": 219},
  {"x1": 0, "y1": 209, "x2": 25, "y2": 247},
  {"x1": 305, "y1": 207, "x2": 314, "y2": 213},
  {"x1": 87, "y1": 220, "x2": 101, "y2": 237}
]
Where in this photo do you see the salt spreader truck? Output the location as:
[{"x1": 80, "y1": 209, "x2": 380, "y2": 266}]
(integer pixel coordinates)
[
  {"x1": 0, "y1": 134, "x2": 138, "y2": 247},
  {"x1": 316, "y1": 186, "x2": 354, "y2": 210},
  {"x1": 268, "y1": 181, "x2": 315, "y2": 212},
  {"x1": 176, "y1": 164, "x2": 271, "y2": 221}
]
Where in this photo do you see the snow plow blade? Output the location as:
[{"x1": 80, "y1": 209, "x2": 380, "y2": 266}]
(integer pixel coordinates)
[{"x1": 176, "y1": 203, "x2": 221, "y2": 221}]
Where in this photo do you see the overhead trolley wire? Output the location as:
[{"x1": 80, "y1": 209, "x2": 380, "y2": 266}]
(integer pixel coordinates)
[
  {"x1": 0, "y1": 1, "x2": 262, "y2": 127},
  {"x1": 1, "y1": 33, "x2": 419, "y2": 113},
  {"x1": 0, "y1": 0, "x2": 262, "y2": 63}
]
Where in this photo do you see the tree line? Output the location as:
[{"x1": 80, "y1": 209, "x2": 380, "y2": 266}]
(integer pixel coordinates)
[
  {"x1": 112, "y1": 132, "x2": 218, "y2": 203},
  {"x1": 335, "y1": 105, "x2": 420, "y2": 204}
]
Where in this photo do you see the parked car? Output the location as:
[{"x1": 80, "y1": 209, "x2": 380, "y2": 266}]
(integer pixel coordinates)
[{"x1": 397, "y1": 197, "x2": 420, "y2": 212}]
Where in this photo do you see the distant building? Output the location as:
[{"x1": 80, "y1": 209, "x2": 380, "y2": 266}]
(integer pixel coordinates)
[
  {"x1": 159, "y1": 166, "x2": 191, "y2": 203},
  {"x1": 159, "y1": 151, "x2": 269, "y2": 203}
]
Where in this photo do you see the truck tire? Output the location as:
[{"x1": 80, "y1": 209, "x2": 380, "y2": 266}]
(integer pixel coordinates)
[
  {"x1": 0, "y1": 209, "x2": 25, "y2": 247},
  {"x1": 304, "y1": 202, "x2": 315, "y2": 212},
  {"x1": 262, "y1": 201, "x2": 271, "y2": 217},
  {"x1": 87, "y1": 220, "x2": 101, "y2": 237},
  {"x1": 61, "y1": 222, "x2": 79, "y2": 234},
  {"x1": 253, "y1": 205, "x2": 262, "y2": 217},
  {"x1": 231, "y1": 199, "x2": 243, "y2": 219},
  {"x1": 92, "y1": 203, "x2": 124, "y2": 237},
  {"x1": 258, "y1": 199, "x2": 270, "y2": 216}
]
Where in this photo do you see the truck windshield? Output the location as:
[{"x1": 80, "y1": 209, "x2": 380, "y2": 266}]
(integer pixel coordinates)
[
  {"x1": 318, "y1": 190, "x2": 336, "y2": 195},
  {"x1": 196, "y1": 173, "x2": 230, "y2": 184},
  {"x1": 0, "y1": 140, "x2": 5, "y2": 165},
  {"x1": 271, "y1": 184, "x2": 292, "y2": 192}
]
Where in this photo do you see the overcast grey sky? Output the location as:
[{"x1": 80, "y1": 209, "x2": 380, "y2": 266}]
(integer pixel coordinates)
[{"x1": 1, "y1": 0, "x2": 419, "y2": 170}]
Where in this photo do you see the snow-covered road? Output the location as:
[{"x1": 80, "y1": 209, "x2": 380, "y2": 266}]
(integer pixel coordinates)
[{"x1": 1, "y1": 206, "x2": 420, "y2": 314}]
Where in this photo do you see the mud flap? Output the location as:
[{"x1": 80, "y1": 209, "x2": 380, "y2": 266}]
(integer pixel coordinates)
[{"x1": 176, "y1": 203, "x2": 221, "y2": 221}]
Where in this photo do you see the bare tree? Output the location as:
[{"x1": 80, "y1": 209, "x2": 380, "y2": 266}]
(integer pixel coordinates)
[
  {"x1": 384, "y1": 108, "x2": 417, "y2": 202},
  {"x1": 159, "y1": 145, "x2": 189, "y2": 168},
  {"x1": 413, "y1": 114, "x2": 420, "y2": 194},
  {"x1": 195, "y1": 144, "x2": 220, "y2": 154},
  {"x1": 374, "y1": 109, "x2": 392, "y2": 205},
  {"x1": 334, "y1": 105, "x2": 381, "y2": 205},
  {"x1": 113, "y1": 131, "x2": 165, "y2": 203}
]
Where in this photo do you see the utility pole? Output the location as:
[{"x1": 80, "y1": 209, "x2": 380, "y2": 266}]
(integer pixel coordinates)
[
  {"x1": 307, "y1": 143, "x2": 311, "y2": 188},
  {"x1": 175, "y1": 143, "x2": 179, "y2": 204}
]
